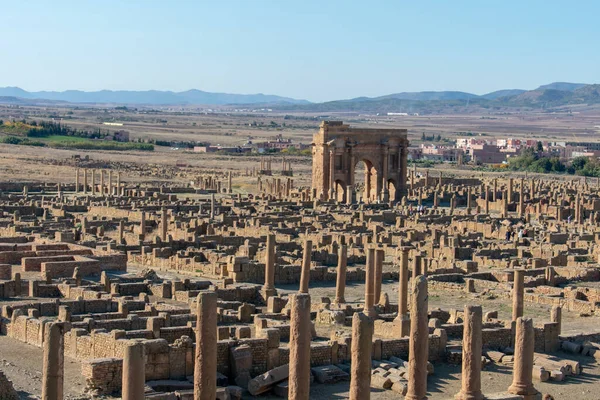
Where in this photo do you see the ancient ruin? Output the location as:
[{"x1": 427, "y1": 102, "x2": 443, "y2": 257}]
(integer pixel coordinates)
[
  {"x1": 311, "y1": 121, "x2": 409, "y2": 203},
  {"x1": 0, "y1": 120, "x2": 598, "y2": 400}
]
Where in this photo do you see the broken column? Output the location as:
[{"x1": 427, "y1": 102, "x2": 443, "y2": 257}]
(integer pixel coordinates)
[
  {"x1": 394, "y1": 246, "x2": 410, "y2": 337},
  {"x1": 349, "y1": 312, "x2": 373, "y2": 400},
  {"x1": 374, "y1": 248, "x2": 384, "y2": 303},
  {"x1": 42, "y1": 322, "x2": 65, "y2": 400},
  {"x1": 122, "y1": 342, "x2": 145, "y2": 400},
  {"x1": 512, "y1": 269, "x2": 524, "y2": 321},
  {"x1": 334, "y1": 245, "x2": 347, "y2": 304},
  {"x1": 194, "y1": 292, "x2": 218, "y2": 400},
  {"x1": 140, "y1": 211, "x2": 146, "y2": 238},
  {"x1": 519, "y1": 178, "x2": 525, "y2": 217},
  {"x1": 288, "y1": 293, "x2": 311, "y2": 400},
  {"x1": 118, "y1": 220, "x2": 124, "y2": 244},
  {"x1": 262, "y1": 234, "x2": 277, "y2": 299},
  {"x1": 455, "y1": 305, "x2": 483, "y2": 400},
  {"x1": 507, "y1": 317, "x2": 538, "y2": 398},
  {"x1": 551, "y1": 305, "x2": 561, "y2": 334},
  {"x1": 364, "y1": 247, "x2": 377, "y2": 318},
  {"x1": 210, "y1": 193, "x2": 215, "y2": 219},
  {"x1": 405, "y1": 275, "x2": 428, "y2": 400},
  {"x1": 299, "y1": 239, "x2": 312, "y2": 294},
  {"x1": 161, "y1": 207, "x2": 168, "y2": 242}
]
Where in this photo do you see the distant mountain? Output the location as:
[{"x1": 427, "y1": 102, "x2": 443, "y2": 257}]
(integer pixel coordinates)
[
  {"x1": 370, "y1": 91, "x2": 479, "y2": 101},
  {"x1": 481, "y1": 89, "x2": 527, "y2": 100},
  {"x1": 0, "y1": 87, "x2": 310, "y2": 105},
  {"x1": 275, "y1": 82, "x2": 598, "y2": 113},
  {"x1": 535, "y1": 82, "x2": 587, "y2": 91},
  {"x1": 1, "y1": 82, "x2": 597, "y2": 112},
  {"x1": 0, "y1": 96, "x2": 27, "y2": 104}
]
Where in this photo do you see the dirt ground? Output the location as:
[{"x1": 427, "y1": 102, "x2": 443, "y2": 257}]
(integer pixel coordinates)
[{"x1": 0, "y1": 335, "x2": 87, "y2": 399}]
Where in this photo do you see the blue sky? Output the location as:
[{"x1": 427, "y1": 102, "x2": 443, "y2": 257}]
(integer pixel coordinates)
[{"x1": 1, "y1": 0, "x2": 598, "y2": 102}]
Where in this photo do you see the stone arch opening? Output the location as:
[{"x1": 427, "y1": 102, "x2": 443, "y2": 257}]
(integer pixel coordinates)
[
  {"x1": 354, "y1": 159, "x2": 378, "y2": 203},
  {"x1": 311, "y1": 121, "x2": 408, "y2": 203}
]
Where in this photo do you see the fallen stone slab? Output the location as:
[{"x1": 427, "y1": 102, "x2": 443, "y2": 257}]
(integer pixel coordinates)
[
  {"x1": 335, "y1": 363, "x2": 351, "y2": 374},
  {"x1": 372, "y1": 360, "x2": 398, "y2": 369},
  {"x1": 391, "y1": 381, "x2": 407, "y2": 395},
  {"x1": 311, "y1": 365, "x2": 350, "y2": 384},
  {"x1": 247, "y1": 364, "x2": 289, "y2": 396},
  {"x1": 532, "y1": 365, "x2": 550, "y2": 382},
  {"x1": 370, "y1": 373, "x2": 393, "y2": 389},
  {"x1": 273, "y1": 380, "x2": 289, "y2": 398}
]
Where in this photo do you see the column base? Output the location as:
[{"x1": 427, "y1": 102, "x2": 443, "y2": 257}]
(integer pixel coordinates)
[
  {"x1": 455, "y1": 391, "x2": 484, "y2": 400},
  {"x1": 260, "y1": 287, "x2": 277, "y2": 304},
  {"x1": 507, "y1": 383, "x2": 538, "y2": 398},
  {"x1": 392, "y1": 314, "x2": 411, "y2": 337}
]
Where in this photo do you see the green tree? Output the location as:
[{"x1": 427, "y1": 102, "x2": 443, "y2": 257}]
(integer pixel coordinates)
[{"x1": 536, "y1": 141, "x2": 543, "y2": 152}]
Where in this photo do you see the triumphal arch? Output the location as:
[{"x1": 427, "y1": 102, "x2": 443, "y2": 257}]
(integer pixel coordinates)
[{"x1": 311, "y1": 121, "x2": 409, "y2": 203}]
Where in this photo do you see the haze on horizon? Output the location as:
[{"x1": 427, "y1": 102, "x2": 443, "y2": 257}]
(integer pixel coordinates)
[{"x1": 1, "y1": 0, "x2": 599, "y2": 103}]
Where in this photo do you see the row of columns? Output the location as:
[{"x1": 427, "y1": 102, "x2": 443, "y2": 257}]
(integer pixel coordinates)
[{"x1": 75, "y1": 169, "x2": 121, "y2": 195}]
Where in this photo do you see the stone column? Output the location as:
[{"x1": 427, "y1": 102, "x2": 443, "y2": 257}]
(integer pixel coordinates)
[
  {"x1": 122, "y1": 342, "x2": 145, "y2": 400},
  {"x1": 374, "y1": 248, "x2": 384, "y2": 303},
  {"x1": 299, "y1": 239, "x2": 312, "y2": 294},
  {"x1": 405, "y1": 275, "x2": 428, "y2": 400},
  {"x1": 381, "y1": 147, "x2": 390, "y2": 202},
  {"x1": 334, "y1": 245, "x2": 348, "y2": 304},
  {"x1": 329, "y1": 149, "x2": 335, "y2": 201},
  {"x1": 75, "y1": 168, "x2": 80, "y2": 193},
  {"x1": 364, "y1": 247, "x2": 377, "y2": 318},
  {"x1": 346, "y1": 185, "x2": 353, "y2": 205},
  {"x1": 262, "y1": 234, "x2": 277, "y2": 298},
  {"x1": 551, "y1": 305, "x2": 561, "y2": 334},
  {"x1": 161, "y1": 207, "x2": 168, "y2": 242},
  {"x1": 455, "y1": 305, "x2": 483, "y2": 400},
  {"x1": 412, "y1": 253, "x2": 422, "y2": 282},
  {"x1": 508, "y1": 177, "x2": 513, "y2": 200},
  {"x1": 100, "y1": 170, "x2": 104, "y2": 195},
  {"x1": 228, "y1": 171, "x2": 232, "y2": 193},
  {"x1": 288, "y1": 293, "x2": 311, "y2": 400},
  {"x1": 210, "y1": 193, "x2": 215, "y2": 219},
  {"x1": 512, "y1": 269, "x2": 524, "y2": 321},
  {"x1": 108, "y1": 170, "x2": 113, "y2": 196},
  {"x1": 118, "y1": 221, "x2": 124, "y2": 244},
  {"x1": 83, "y1": 169, "x2": 88, "y2": 194},
  {"x1": 349, "y1": 312, "x2": 373, "y2": 400},
  {"x1": 91, "y1": 170, "x2": 96, "y2": 195},
  {"x1": 42, "y1": 322, "x2": 65, "y2": 400},
  {"x1": 394, "y1": 247, "x2": 410, "y2": 337},
  {"x1": 140, "y1": 211, "x2": 146, "y2": 238},
  {"x1": 117, "y1": 172, "x2": 121, "y2": 196},
  {"x1": 194, "y1": 292, "x2": 218, "y2": 400},
  {"x1": 507, "y1": 317, "x2": 538, "y2": 398},
  {"x1": 519, "y1": 178, "x2": 524, "y2": 217},
  {"x1": 466, "y1": 186, "x2": 472, "y2": 214}
]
